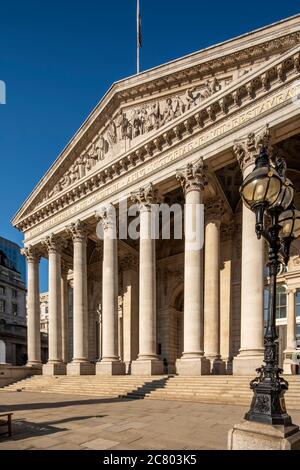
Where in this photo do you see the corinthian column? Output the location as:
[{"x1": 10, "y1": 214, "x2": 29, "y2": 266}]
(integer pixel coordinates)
[
  {"x1": 283, "y1": 288, "x2": 297, "y2": 374},
  {"x1": 42, "y1": 235, "x2": 66, "y2": 375},
  {"x1": 96, "y1": 205, "x2": 125, "y2": 375},
  {"x1": 131, "y1": 183, "x2": 163, "y2": 375},
  {"x1": 67, "y1": 220, "x2": 95, "y2": 375},
  {"x1": 204, "y1": 199, "x2": 225, "y2": 374},
  {"x1": 175, "y1": 158, "x2": 210, "y2": 375},
  {"x1": 233, "y1": 127, "x2": 268, "y2": 375},
  {"x1": 61, "y1": 261, "x2": 69, "y2": 364},
  {"x1": 22, "y1": 246, "x2": 42, "y2": 368}
]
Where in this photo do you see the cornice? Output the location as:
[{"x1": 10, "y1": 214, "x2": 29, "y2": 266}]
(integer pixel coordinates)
[
  {"x1": 11, "y1": 22, "x2": 300, "y2": 226},
  {"x1": 14, "y1": 44, "x2": 300, "y2": 233}
]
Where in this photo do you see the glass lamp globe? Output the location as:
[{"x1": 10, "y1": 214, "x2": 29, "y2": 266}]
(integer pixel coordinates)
[
  {"x1": 240, "y1": 164, "x2": 282, "y2": 210},
  {"x1": 271, "y1": 179, "x2": 294, "y2": 211},
  {"x1": 278, "y1": 207, "x2": 300, "y2": 240}
]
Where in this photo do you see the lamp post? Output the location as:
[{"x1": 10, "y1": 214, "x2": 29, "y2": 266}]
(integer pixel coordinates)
[{"x1": 240, "y1": 145, "x2": 300, "y2": 425}]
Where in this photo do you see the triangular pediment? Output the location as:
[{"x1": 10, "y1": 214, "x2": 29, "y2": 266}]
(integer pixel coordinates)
[{"x1": 12, "y1": 14, "x2": 300, "y2": 228}]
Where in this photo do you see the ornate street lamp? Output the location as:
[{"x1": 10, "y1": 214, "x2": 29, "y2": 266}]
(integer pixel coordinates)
[{"x1": 240, "y1": 144, "x2": 300, "y2": 425}]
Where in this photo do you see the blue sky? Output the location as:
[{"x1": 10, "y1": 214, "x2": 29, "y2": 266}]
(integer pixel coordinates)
[{"x1": 1, "y1": 0, "x2": 299, "y2": 290}]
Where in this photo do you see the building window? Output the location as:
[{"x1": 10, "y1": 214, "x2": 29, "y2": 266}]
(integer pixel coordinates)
[
  {"x1": 12, "y1": 303, "x2": 18, "y2": 316},
  {"x1": 264, "y1": 285, "x2": 287, "y2": 320},
  {"x1": 297, "y1": 324, "x2": 300, "y2": 348},
  {"x1": 295, "y1": 290, "x2": 300, "y2": 318},
  {"x1": 0, "y1": 286, "x2": 5, "y2": 296},
  {"x1": 0, "y1": 299, "x2": 5, "y2": 313},
  {"x1": 12, "y1": 289, "x2": 17, "y2": 299},
  {"x1": 276, "y1": 286, "x2": 287, "y2": 319}
]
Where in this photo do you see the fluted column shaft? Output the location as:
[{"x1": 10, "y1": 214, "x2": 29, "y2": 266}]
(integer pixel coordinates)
[
  {"x1": 61, "y1": 270, "x2": 69, "y2": 363},
  {"x1": 204, "y1": 216, "x2": 221, "y2": 360},
  {"x1": 175, "y1": 158, "x2": 210, "y2": 375},
  {"x1": 183, "y1": 187, "x2": 204, "y2": 357},
  {"x1": 139, "y1": 205, "x2": 157, "y2": 359},
  {"x1": 286, "y1": 288, "x2": 297, "y2": 351},
  {"x1": 233, "y1": 127, "x2": 270, "y2": 375},
  {"x1": 102, "y1": 221, "x2": 118, "y2": 360},
  {"x1": 131, "y1": 184, "x2": 163, "y2": 375},
  {"x1": 48, "y1": 246, "x2": 62, "y2": 362},
  {"x1": 240, "y1": 175, "x2": 264, "y2": 355},
  {"x1": 23, "y1": 247, "x2": 41, "y2": 367},
  {"x1": 73, "y1": 230, "x2": 88, "y2": 361},
  {"x1": 96, "y1": 207, "x2": 125, "y2": 375}
]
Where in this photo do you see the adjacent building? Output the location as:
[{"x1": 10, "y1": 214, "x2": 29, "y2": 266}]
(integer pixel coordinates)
[
  {"x1": 0, "y1": 249, "x2": 27, "y2": 364},
  {"x1": 0, "y1": 236, "x2": 26, "y2": 283}
]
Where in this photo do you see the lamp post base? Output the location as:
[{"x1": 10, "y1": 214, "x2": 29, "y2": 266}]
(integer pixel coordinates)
[{"x1": 228, "y1": 420, "x2": 300, "y2": 450}]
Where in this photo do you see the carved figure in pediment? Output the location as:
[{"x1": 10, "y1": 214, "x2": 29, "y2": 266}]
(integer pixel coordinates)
[
  {"x1": 172, "y1": 95, "x2": 184, "y2": 117},
  {"x1": 107, "y1": 119, "x2": 117, "y2": 147},
  {"x1": 116, "y1": 111, "x2": 131, "y2": 141},
  {"x1": 162, "y1": 98, "x2": 176, "y2": 125},
  {"x1": 201, "y1": 77, "x2": 222, "y2": 99},
  {"x1": 97, "y1": 136, "x2": 108, "y2": 160},
  {"x1": 184, "y1": 87, "x2": 201, "y2": 110},
  {"x1": 148, "y1": 102, "x2": 161, "y2": 130}
]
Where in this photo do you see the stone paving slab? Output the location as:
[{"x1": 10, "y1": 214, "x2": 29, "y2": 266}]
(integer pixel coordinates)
[{"x1": 0, "y1": 391, "x2": 299, "y2": 450}]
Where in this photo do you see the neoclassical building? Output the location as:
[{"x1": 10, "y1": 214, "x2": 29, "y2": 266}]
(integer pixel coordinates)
[{"x1": 12, "y1": 15, "x2": 300, "y2": 377}]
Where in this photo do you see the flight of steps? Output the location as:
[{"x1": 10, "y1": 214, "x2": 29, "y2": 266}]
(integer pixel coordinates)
[
  {"x1": 125, "y1": 375, "x2": 300, "y2": 410},
  {"x1": 2, "y1": 375, "x2": 300, "y2": 409},
  {"x1": 0, "y1": 375, "x2": 168, "y2": 398}
]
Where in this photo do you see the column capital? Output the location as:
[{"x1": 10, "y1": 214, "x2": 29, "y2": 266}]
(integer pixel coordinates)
[
  {"x1": 95, "y1": 204, "x2": 117, "y2": 231},
  {"x1": 42, "y1": 233, "x2": 65, "y2": 254},
  {"x1": 233, "y1": 124, "x2": 272, "y2": 173},
  {"x1": 21, "y1": 245, "x2": 41, "y2": 263},
  {"x1": 131, "y1": 182, "x2": 159, "y2": 209},
  {"x1": 176, "y1": 157, "x2": 208, "y2": 194},
  {"x1": 67, "y1": 220, "x2": 88, "y2": 243},
  {"x1": 287, "y1": 287, "x2": 297, "y2": 295},
  {"x1": 205, "y1": 198, "x2": 224, "y2": 225}
]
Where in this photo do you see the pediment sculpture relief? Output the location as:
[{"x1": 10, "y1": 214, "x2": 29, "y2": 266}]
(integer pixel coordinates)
[{"x1": 41, "y1": 77, "x2": 225, "y2": 202}]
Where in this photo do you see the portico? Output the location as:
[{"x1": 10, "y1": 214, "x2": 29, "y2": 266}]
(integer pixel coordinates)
[{"x1": 14, "y1": 16, "x2": 300, "y2": 377}]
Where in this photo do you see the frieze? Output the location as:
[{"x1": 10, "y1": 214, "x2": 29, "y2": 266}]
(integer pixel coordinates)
[{"x1": 40, "y1": 78, "x2": 225, "y2": 202}]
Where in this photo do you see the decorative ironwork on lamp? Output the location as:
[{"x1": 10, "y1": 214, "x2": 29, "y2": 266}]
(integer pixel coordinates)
[{"x1": 239, "y1": 144, "x2": 300, "y2": 425}]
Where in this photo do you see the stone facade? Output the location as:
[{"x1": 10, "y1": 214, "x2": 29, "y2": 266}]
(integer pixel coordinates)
[{"x1": 12, "y1": 15, "x2": 300, "y2": 376}]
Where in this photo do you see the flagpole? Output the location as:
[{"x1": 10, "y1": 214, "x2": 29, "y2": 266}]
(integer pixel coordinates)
[{"x1": 137, "y1": 0, "x2": 140, "y2": 74}]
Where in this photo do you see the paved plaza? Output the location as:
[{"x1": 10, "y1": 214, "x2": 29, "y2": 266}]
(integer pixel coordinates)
[{"x1": 3, "y1": 391, "x2": 299, "y2": 450}]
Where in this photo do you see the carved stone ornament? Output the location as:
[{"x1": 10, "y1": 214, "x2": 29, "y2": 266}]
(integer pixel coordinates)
[
  {"x1": 176, "y1": 157, "x2": 208, "y2": 194},
  {"x1": 95, "y1": 204, "x2": 117, "y2": 231},
  {"x1": 233, "y1": 124, "x2": 271, "y2": 172},
  {"x1": 131, "y1": 182, "x2": 159, "y2": 208},
  {"x1": 39, "y1": 78, "x2": 223, "y2": 203},
  {"x1": 42, "y1": 233, "x2": 65, "y2": 254},
  {"x1": 67, "y1": 220, "x2": 88, "y2": 243},
  {"x1": 21, "y1": 245, "x2": 41, "y2": 263}
]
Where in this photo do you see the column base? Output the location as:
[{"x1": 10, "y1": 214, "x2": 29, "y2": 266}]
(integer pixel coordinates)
[
  {"x1": 233, "y1": 352, "x2": 264, "y2": 375},
  {"x1": 228, "y1": 420, "x2": 300, "y2": 450},
  {"x1": 96, "y1": 360, "x2": 125, "y2": 376},
  {"x1": 67, "y1": 362, "x2": 95, "y2": 376},
  {"x1": 26, "y1": 361, "x2": 42, "y2": 369},
  {"x1": 207, "y1": 357, "x2": 226, "y2": 375},
  {"x1": 43, "y1": 362, "x2": 66, "y2": 376},
  {"x1": 131, "y1": 358, "x2": 164, "y2": 376},
  {"x1": 283, "y1": 351, "x2": 298, "y2": 375},
  {"x1": 176, "y1": 356, "x2": 210, "y2": 375}
]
